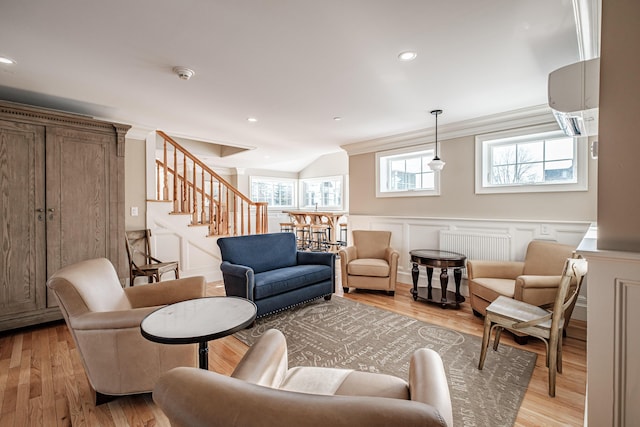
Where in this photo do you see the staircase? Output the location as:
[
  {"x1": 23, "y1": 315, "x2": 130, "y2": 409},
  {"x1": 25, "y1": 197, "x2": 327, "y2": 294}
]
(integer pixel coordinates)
[
  {"x1": 154, "y1": 130, "x2": 268, "y2": 236},
  {"x1": 144, "y1": 131, "x2": 270, "y2": 282}
]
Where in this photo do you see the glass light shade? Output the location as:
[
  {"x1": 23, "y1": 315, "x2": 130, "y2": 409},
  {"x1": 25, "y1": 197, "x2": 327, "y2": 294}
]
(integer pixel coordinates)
[{"x1": 428, "y1": 157, "x2": 445, "y2": 171}]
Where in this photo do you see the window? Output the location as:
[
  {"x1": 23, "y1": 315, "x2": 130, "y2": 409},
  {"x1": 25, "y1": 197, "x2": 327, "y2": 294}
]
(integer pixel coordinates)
[
  {"x1": 475, "y1": 124, "x2": 588, "y2": 194},
  {"x1": 299, "y1": 176, "x2": 343, "y2": 210},
  {"x1": 376, "y1": 146, "x2": 440, "y2": 197},
  {"x1": 250, "y1": 176, "x2": 296, "y2": 208}
]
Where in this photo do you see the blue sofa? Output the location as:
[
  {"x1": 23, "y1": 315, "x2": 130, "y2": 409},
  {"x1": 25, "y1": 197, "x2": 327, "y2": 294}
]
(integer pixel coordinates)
[{"x1": 217, "y1": 233, "x2": 335, "y2": 317}]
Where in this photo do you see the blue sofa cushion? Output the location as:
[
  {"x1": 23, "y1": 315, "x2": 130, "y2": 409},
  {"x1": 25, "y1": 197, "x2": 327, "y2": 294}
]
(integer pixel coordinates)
[
  {"x1": 254, "y1": 264, "x2": 333, "y2": 300},
  {"x1": 217, "y1": 233, "x2": 297, "y2": 274}
]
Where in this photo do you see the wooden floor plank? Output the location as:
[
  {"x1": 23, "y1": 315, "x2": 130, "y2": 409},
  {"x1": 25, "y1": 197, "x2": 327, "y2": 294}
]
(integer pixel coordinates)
[{"x1": 0, "y1": 281, "x2": 586, "y2": 426}]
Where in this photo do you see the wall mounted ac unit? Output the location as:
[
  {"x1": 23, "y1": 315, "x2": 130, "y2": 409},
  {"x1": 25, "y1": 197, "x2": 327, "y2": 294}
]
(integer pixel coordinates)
[{"x1": 548, "y1": 57, "x2": 600, "y2": 137}]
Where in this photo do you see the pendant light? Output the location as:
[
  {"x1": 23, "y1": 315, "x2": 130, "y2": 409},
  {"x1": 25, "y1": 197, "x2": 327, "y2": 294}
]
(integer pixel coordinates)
[{"x1": 428, "y1": 109, "x2": 445, "y2": 171}]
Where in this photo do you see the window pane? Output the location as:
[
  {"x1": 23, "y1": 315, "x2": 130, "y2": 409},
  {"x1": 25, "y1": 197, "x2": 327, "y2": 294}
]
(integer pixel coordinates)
[
  {"x1": 250, "y1": 177, "x2": 296, "y2": 207},
  {"x1": 487, "y1": 133, "x2": 577, "y2": 186},
  {"x1": 519, "y1": 141, "x2": 543, "y2": 162},
  {"x1": 545, "y1": 138, "x2": 574, "y2": 160},
  {"x1": 380, "y1": 150, "x2": 434, "y2": 192},
  {"x1": 300, "y1": 176, "x2": 343, "y2": 209},
  {"x1": 491, "y1": 145, "x2": 516, "y2": 166}
]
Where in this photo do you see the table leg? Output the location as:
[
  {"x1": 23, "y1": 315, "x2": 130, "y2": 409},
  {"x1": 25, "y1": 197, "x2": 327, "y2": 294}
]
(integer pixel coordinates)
[
  {"x1": 440, "y1": 268, "x2": 449, "y2": 304},
  {"x1": 199, "y1": 341, "x2": 209, "y2": 370},
  {"x1": 411, "y1": 262, "x2": 419, "y2": 301},
  {"x1": 454, "y1": 268, "x2": 463, "y2": 303},
  {"x1": 426, "y1": 267, "x2": 433, "y2": 300}
]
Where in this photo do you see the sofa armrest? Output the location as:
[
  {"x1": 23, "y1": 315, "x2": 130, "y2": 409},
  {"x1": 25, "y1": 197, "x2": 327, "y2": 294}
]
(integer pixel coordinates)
[
  {"x1": 409, "y1": 348, "x2": 453, "y2": 427},
  {"x1": 231, "y1": 329, "x2": 288, "y2": 387},
  {"x1": 297, "y1": 250, "x2": 335, "y2": 266},
  {"x1": 466, "y1": 260, "x2": 524, "y2": 280},
  {"x1": 124, "y1": 276, "x2": 206, "y2": 308},
  {"x1": 70, "y1": 306, "x2": 160, "y2": 330},
  {"x1": 220, "y1": 261, "x2": 255, "y2": 300}
]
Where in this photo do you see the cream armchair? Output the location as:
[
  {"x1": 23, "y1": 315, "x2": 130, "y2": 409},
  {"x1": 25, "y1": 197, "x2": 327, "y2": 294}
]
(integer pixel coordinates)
[
  {"x1": 338, "y1": 230, "x2": 399, "y2": 295},
  {"x1": 46, "y1": 257, "x2": 206, "y2": 404},
  {"x1": 154, "y1": 329, "x2": 453, "y2": 427},
  {"x1": 467, "y1": 240, "x2": 575, "y2": 341}
]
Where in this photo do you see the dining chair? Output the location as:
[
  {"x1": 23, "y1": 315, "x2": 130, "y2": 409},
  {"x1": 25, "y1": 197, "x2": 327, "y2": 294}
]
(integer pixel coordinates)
[
  {"x1": 125, "y1": 229, "x2": 180, "y2": 285},
  {"x1": 477, "y1": 254, "x2": 587, "y2": 397}
]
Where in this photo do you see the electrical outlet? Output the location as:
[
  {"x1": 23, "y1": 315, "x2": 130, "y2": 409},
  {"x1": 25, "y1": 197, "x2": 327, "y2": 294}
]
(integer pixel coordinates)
[
  {"x1": 130, "y1": 206, "x2": 139, "y2": 217},
  {"x1": 541, "y1": 224, "x2": 550, "y2": 235}
]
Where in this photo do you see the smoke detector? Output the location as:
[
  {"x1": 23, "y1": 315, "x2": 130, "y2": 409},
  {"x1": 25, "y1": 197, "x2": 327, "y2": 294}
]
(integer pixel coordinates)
[{"x1": 173, "y1": 66, "x2": 195, "y2": 80}]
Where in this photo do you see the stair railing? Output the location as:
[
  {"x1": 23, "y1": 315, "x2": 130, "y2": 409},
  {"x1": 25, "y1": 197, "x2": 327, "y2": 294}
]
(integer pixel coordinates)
[{"x1": 154, "y1": 130, "x2": 268, "y2": 236}]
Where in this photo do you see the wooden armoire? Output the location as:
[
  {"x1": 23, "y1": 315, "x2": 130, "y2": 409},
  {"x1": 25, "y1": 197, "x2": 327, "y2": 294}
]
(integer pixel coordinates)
[{"x1": 0, "y1": 101, "x2": 130, "y2": 331}]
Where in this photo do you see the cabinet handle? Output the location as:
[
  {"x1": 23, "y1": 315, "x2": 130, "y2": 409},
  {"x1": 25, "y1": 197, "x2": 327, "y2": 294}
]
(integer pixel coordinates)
[
  {"x1": 48, "y1": 208, "x2": 55, "y2": 212},
  {"x1": 36, "y1": 208, "x2": 45, "y2": 212}
]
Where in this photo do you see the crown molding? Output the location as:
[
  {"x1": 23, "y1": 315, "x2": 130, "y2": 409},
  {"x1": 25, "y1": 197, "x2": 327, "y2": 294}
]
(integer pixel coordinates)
[{"x1": 340, "y1": 105, "x2": 556, "y2": 156}]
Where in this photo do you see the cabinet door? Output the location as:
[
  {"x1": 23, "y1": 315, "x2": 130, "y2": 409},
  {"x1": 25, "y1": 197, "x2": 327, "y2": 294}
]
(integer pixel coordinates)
[
  {"x1": 45, "y1": 127, "x2": 115, "y2": 305},
  {"x1": 0, "y1": 120, "x2": 47, "y2": 316}
]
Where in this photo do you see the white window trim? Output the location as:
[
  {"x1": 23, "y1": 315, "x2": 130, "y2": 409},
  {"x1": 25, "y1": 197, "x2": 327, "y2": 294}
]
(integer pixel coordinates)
[
  {"x1": 299, "y1": 175, "x2": 344, "y2": 210},
  {"x1": 249, "y1": 175, "x2": 297, "y2": 208},
  {"x1": 475, "y1": 123, "x2": 588, "y2": 194},
  {"x1": 375, "y1": 144, "x2": 441, "y2": 198}
]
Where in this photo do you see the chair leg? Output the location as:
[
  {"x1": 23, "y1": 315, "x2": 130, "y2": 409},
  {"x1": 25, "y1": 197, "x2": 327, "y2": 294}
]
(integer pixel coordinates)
[
  {"x1": 557, "y1": 332, "x2": 563, "y2": 374},
  {"x1": 478, "y1": 316, "x2": 492, "y2": 370},
  {"x1": 493, "y1": 326, "x2": 503, "y2": 351},
  {"x1": 548, "y1": 332, "x2": 559, "y2": 397},
  {"x1": 95, "y1": 390, "x2": 116, "y2": 405}
]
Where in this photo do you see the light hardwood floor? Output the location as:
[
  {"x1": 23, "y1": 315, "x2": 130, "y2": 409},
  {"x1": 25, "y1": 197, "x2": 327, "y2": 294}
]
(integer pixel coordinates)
[{"x1": 0, "y1": 282, "x2": 586, "y2": 427}]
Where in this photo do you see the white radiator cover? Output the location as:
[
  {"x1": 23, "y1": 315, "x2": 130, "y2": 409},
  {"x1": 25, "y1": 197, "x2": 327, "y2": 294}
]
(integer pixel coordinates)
[{"x1": 439, "y1": 230, "x2": 511, "y2": 262}]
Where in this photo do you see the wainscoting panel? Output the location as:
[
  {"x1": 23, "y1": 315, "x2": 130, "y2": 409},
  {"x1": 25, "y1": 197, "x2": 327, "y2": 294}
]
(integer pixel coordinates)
[
  {"x1": 579, "y1": 227, "x2": 640, "y2": 426},
  {"x1": 348, "y1": 215, "x2": 591, "y2": 320}
]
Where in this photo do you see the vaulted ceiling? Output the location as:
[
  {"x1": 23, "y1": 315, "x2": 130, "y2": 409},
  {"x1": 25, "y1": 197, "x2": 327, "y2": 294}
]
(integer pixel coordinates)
[{"x1": 0, "y1": 0, "x2": 583, "y2": 171}]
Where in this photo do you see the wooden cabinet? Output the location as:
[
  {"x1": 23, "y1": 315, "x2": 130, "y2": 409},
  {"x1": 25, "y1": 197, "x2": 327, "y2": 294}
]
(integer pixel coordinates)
[{"x1": 0, "y1": 101, "x2": 130, "y2": 331}]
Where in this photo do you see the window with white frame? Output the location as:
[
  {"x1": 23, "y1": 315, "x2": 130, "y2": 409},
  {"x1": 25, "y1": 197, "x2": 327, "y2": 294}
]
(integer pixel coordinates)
[
  {"x1": 250, "y1": 176, "x2": 296, "y2": 208},
  {"x1": 299, "y1": 176, "x2": 343, "y2": 210},
  {"x1": 475, "y1": 124, "x2": 587, "y2": 194},
  {"x1": 376, "y1": 145, "x2": 439, "y2": 197}
]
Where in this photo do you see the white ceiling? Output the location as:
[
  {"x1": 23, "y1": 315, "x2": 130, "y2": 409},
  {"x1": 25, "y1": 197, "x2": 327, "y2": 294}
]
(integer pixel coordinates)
[{"x1": 0, "y1": 0, "x2": 580, "y2": 172}]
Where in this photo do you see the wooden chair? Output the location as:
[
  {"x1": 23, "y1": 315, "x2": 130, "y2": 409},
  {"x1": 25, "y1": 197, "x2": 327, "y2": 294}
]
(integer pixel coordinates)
[
  {"x1": 125, "y1": 229, "x2": 180, "y2": 285},
  {"x1": 478, "y1": 254, "x2": 587, "y2": 397}
]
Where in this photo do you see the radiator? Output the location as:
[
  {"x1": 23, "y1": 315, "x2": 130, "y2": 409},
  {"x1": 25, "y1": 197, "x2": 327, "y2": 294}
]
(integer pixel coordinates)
[{"x1": 439, "y1": 230, "x2": 511, "y2": 264}]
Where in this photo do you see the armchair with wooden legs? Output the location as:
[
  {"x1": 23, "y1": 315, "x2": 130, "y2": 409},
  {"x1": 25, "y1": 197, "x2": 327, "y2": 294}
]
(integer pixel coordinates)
[{"x1": 477, "y1": 254, "x2": 587, "y2": 397}]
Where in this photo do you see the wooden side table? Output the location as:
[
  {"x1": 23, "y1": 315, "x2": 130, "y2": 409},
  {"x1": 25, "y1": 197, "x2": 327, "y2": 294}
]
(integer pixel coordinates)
[{"x1": 409, "y1": 249, "x2": 466, "y2": 309}]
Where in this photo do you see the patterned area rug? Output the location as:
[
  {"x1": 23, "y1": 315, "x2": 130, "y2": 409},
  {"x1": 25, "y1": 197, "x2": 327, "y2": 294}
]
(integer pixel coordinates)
[{"x1": 234, "y1": 296, "x2": 536, "y2": 427}]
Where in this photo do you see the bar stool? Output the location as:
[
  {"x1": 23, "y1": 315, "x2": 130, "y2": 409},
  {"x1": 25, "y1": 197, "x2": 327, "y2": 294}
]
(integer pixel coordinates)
[
  {"x1": 309, "y1": 224, "x2": 330, "y2": 252},
  {"x1": 279, "y1": 222, "x2": 294, "y2": 233},
  {"x1": 338, "y1": 223, "x2": 348, "y2": 247},
  {"x1": 294, "y1": 223, "x2": 310, "y2": 250}
]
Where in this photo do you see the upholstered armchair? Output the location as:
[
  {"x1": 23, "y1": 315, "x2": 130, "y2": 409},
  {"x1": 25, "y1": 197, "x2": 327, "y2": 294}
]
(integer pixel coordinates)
[
  {"x1": 46, "y1": 257, "x2": 206, "y2": 404},
  {"x1": 338, "y1": 230, "x2": 399, "y2": 295},
  {"x1": 467, "y1": 240, "x2": 576, "y2": 340},
  {"x1": 154, "y1": 329, "x2": 453, "y2": 427}
]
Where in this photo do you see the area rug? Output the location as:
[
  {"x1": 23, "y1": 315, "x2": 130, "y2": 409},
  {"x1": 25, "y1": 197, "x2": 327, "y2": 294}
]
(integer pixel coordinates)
[{"x1": 234, "y1": 296, "x2": 537, "y2": 427}]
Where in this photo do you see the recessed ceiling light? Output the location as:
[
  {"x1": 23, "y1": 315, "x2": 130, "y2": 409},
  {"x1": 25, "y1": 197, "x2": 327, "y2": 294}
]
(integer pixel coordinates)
[
  {"x1": 333, "y1": 117, "x2": 342, "y2": 121},
  {"x1": 398, "y1": 51, "x2": 417, "y2": 61},
  {"x1": 0, "y1": 56, "x2": 16, "y2": 65},
  {"x1": 247, "y1": 117, "x2": 258, "y2": 123}
]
